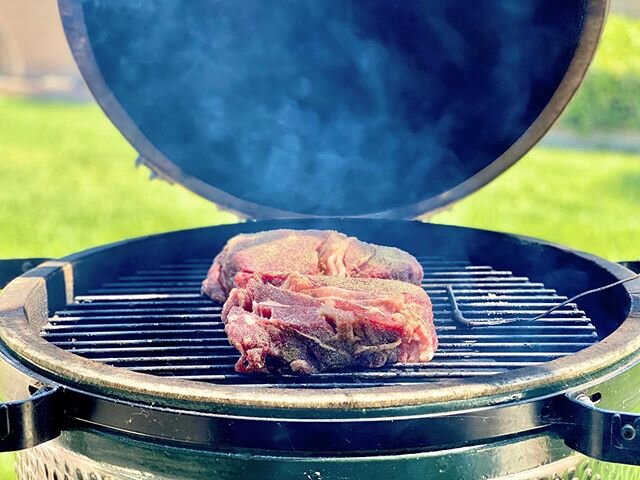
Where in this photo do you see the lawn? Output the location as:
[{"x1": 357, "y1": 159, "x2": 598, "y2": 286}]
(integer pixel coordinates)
[
  {"x1": 0, "y1": 97, "x2": 237, "y2": 259},
  {"x1": 431, "y1": 147, "x2": 640, "y2": 261},
  {"x1": 562, "y1": 14, "x2": 640, "y2": 132}
]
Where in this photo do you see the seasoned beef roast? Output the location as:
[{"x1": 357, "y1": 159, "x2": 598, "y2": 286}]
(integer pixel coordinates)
[
  {"x1": 222, "y1": 273, "x2": 436, "y2": 373},
  {"x1": 202, "y1": 229, "x2": 424, "y2": 301}
]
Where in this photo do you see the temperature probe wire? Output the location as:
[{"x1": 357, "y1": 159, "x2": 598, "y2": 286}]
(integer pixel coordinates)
[{"x1": 447, "y1": 273, "x2": 640, "y2": 328}]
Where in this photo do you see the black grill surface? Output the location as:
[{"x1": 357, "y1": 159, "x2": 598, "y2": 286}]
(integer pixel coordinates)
[{"x1": 41, "y1": 257, "x2": 599, "y2": 388}]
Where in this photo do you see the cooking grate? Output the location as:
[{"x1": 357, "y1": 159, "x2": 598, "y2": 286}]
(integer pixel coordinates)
[{"x1": 40, "y1": 257, "x2": 599, "y2": 388}]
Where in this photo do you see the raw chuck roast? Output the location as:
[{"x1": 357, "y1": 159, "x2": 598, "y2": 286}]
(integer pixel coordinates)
[
  {"x1": 222, "y1": 273, "x2": 436, "y2": 374},
  {"x1": 201, "y1": 229, "x2": 424, "y2": 302}
]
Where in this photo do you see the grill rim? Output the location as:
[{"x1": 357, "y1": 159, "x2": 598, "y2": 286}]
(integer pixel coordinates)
[{"x1": 1, "y1": 221, "x2": 640, "y2": 415}]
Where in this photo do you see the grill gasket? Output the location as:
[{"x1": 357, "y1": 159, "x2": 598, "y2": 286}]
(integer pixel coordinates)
[{"x1": 41, "y1": 256, "x2": 599, "y2": 388}]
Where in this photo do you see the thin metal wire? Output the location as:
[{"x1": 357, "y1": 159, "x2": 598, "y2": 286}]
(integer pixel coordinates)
[{"x1": 447, "y1": 273, "x2": 640, "y2": 328}]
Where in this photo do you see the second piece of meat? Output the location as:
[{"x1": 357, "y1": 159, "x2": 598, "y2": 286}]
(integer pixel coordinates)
[
  {"x1": 202, "y1": 229, "x2": 424, "y2": 302},
  {"x1": 223, "y1": 273, "x2": 437, "y2": 374}
]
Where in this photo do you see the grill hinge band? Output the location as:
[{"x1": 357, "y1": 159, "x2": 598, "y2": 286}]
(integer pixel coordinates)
[
  {"x1": 559, "y1": 372, "x2": 640, "y2": 466},
  {"x1": 0, "y1": 386, "x2": 62, "y2": 452}
]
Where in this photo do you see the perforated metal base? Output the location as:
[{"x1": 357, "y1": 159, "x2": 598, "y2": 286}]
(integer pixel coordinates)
[
  {"x1": 16, "y1": 445, "x2": 149, "y2": 480},
  {"x1": 16, "y1": 435, "x2": 640, "y2": 480}
]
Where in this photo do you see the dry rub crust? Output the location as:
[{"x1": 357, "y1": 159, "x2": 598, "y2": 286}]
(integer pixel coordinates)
[
  {"x1": 288, "y1": 274, "x2": 428, "y2": 299},
  {"x1": 223, "y1": 273, "x2": 437, "y2": 374},
  {"x1": 201, "y1": 229, "x2": 424, "y2": 301}
]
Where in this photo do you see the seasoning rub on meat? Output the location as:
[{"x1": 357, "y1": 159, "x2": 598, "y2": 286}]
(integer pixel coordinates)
[
  {"x1": 202, "y1": 229, "x2": 424, "y2": 302},
  {"x1": 201, "y1": 229, "x2": 437, "y2": 374},
  {"x1": 222, "y1": 273, "x2": 437, "y2": 374}
]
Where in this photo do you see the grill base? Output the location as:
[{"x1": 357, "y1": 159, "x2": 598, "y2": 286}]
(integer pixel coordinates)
[{"x1": 16, "y1": 430, "x2": 640, "y2": 480}]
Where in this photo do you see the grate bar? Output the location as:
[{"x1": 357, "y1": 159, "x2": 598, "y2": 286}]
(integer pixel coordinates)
[
  {"x1": 49, "y1": 314, "x2": 223, "y2": 322},
  {"x1": 74, "y1": 293, "x2": 204, "y2": 301},
  {"x1": 75, "y1": 289, "x2": 561, "y2": 302},
  {"x1": 126, "y1": 365, "x2": 513, "y2": 376},
  {"x1": 48, "y1": 308, "x2": 585, "y2": 323},
  {"x1": 142, "y1": 370, "x2": 510, "y2": 380},
  {"x1": 45, "y1": 322, "x2": 225, "y2": 331},
  {"x1": 50, "y1": 303, "x2": 581, "y2": 317},
  {"x1": 136, "y1": 265, "x2": 491, "y2": 275},
  {"x1": 422, "y1": 282, "x2": 544, "y2": 288},
  {"x1": 95, "y1": 278, "x2": 537, "y2": 288},
  {"x1": 118, "y1": 270, "x2": 516, "y2": 282},
  {"x1": 72, "y1": 347, "x2": 239, "y2": 357},
  {"x1": 88, "y1": 287, "x2": 206, "y2": 294},
  {"x1": 58, "y1": 335, "x2": 592, "y2": 356},
  {"x1": 46, "y1": 330, "x2": 594, "y2": 351},
  {"x1": 86, "y1": 356, "x2": 546, "y2": 368},
  {"x1": 42, "y1": 328, "x2": 226, "y2": 339},
  {"x1": 433, "y1": 351, "x2": 571, "y2": 358},
  {"x1": 426, "y1": 271, "x2": 514, "y2": 277},
  {"x1": 63, "y1": 300, "x2": 217, "y2": 309},
  {"x1": 46, "y1": 318, "x2": 594, "y2": 332},
  {"x1": 53, "y1": 307, "x2": 221, "y2": 316},
  {"x1": 50, "y1": 338, "x2": 234, "y2": 348},
  {"x1": 42, "y1": 331, "x2": 595, "y2": 347},
  {"x1": 60, "y1": 296, "x2": 572, "y2": 311},
  {"x1": 85, "y1": 286, "x2": 555, "y2": 295},
  {"x1": 122, "y1": 274, "x2": 206, "y2": 281},
  {"x1": 152, "y1": 381, "x2": 478, "y2": 387},
  {"x1": 45, "y1": 320, "x2": 595, "y2": 334},
  {"x1": 100, "y1": 281, "x2": 203, "y2": 288}
]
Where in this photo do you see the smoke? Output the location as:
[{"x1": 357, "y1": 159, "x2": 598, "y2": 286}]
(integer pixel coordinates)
[{"x1": 83, "y1": 0, "x2": 585, "y2": 216}]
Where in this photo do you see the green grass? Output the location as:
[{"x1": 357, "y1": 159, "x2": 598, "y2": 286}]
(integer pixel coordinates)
[
  {"x1": 589, "y1": 14, "x2": 640, "y2": 77},
  {"x1": 562, "y1": 14, "x2": 640, "y2": 132},
  {"x1": 0, "y1": 456, "x2": 13, "y2": 480},
  {"x1": 431, "y1": 148, "x2": 640, "y2": 261},
  {"x1": 0, "y1": 97, "x2": 237, "y2": 259}
]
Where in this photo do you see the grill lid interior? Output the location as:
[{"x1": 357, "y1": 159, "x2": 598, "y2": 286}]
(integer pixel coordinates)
[{"x1": 59, "y1": 0, "x2": 606, "y2": 218}]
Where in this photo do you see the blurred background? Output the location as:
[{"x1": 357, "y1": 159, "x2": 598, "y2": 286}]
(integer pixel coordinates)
[{"x1": 1, "y1": 1, "x2": 640, "y2": 478}]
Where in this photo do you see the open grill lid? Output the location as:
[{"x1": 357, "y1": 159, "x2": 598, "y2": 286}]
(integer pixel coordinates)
[{"x1": 59, "y1": 0, "x2": 607, "y2": 218}]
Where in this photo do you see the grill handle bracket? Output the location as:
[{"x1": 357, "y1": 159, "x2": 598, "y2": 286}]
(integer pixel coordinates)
[
  {"x1": 560, "y1": 390, "x2": 640, "y2": 466},
  {"x1": 0, "y1": 259, "x2": 50, "y2": 290},
  {"x1": 0, "y1": 386, "x2": 62, "y2": 452}
]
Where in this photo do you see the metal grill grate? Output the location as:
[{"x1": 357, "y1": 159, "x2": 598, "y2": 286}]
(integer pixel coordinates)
[{"x1": 40, "y1": 257, "x2": 599, "y2": 388}]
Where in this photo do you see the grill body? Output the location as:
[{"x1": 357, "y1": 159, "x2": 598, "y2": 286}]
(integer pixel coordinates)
[
  {"x1": 2, "y1": 220, "x2": 640, "y2": 478},
  {"x1": 3, "y1": 219, "x2": 636, "y2": 411}
]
